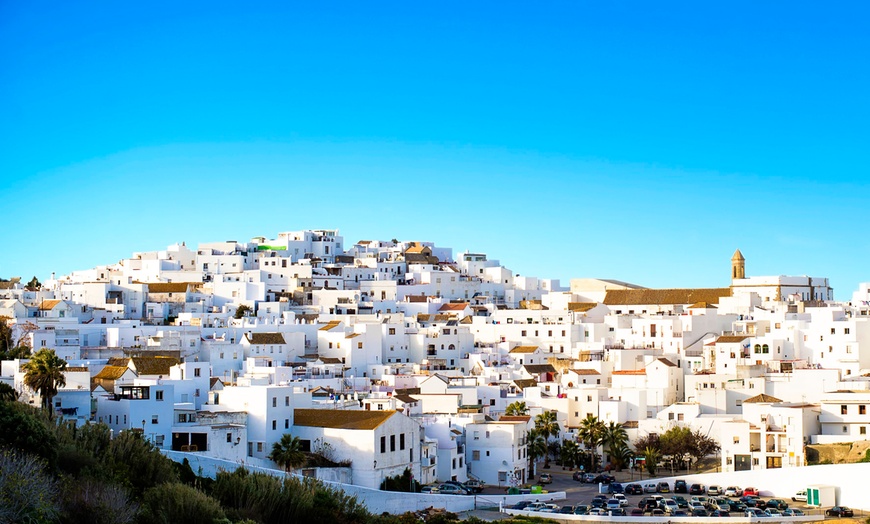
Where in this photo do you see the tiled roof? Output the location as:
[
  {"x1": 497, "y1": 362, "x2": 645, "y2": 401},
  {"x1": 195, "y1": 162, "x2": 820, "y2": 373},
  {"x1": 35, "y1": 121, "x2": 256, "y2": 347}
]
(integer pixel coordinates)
[
  {"x1": 499, "y1": 415, "x2": 531, "y2": 423},
  {"x1": 394, "y1": 394, "x2": 418, "y2": 404},
  {"x1": 65, "y1": 366, "x2": 88, "y2": 372},
  {"x1": 407, "y1": 295, "x2": 429, "y2": 303},
  {"x1": 94, "y1": 365, "x2": 131, "y2": 380},
  {"x1": 689, "y1": 302, "x2": 718, "y2": 309},
  {"x1": 317, "y1": 357, "x2": 343, "y2": 364},
  {"x1": 569, "y1": 368, "x2": 601, "y2": 375},
  {"x1": 656, "y1": 358, "x2": 677, "y2": 367},
  {"x1": 293, "y1": 408, "x2": 396, "y2": 430},
  {"x1": 513, "y1": 379, "x2": 538, "y2": 390},
  {"x1": 319, "y1": 320, "x2": 342, "y2": 331},
  {"x1": 438, "y1": 303, "x2": 468, "y2": 312},
  {"x1": 715, "y1": 335, "x2": 750, "y2": 344},
  {"x1": 345, "y1": 333, "x2": 361, "y2": 339},
  {"x1": 613, "y1": 370, "x2": 646, "y2": 375},
  {"x1": 38, "y1": 299, "x2": 62, "y2": 310},
  {"x1": 523, "y1": 364, "x2": 557, "y2": 374},
  {"x1": 743, "y1": 393, "x2": 783, "y2": 404},
  {"x1": 210, "y1": 377, "x2": 224, "y2": 388},
  {"x1": 568, "y1": 302, "x2": 598, "y2": 312},
  {"x1": 245, "y1": 332, "x2": 286, "y2": 345},
  {"x1": 130, "y1": 356, "x2": 179, "y2": 376},
  {"x1": 603, "y1": 288, "x2": 731, "y2": 306},
  {"x1": 147, "y1": 283, "x2": 198, "y2": 293},
  {"x1": 460, "y1": 315, "x2": 473, "y2": 324},
  {"x1": 509, "y1": 346, "x2": 539, "y2": 354}
]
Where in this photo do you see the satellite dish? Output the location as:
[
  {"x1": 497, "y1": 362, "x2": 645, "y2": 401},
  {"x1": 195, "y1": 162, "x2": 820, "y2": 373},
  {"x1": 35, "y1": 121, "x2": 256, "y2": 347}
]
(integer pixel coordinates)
[{"x1": 502, "y1": 460, "x2": 509, "y2": 466}]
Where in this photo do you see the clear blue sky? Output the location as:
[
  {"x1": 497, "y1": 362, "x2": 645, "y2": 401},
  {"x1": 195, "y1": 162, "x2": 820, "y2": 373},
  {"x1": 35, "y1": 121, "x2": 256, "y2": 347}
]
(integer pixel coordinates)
[{"x1": 2, "y1": 2, "x2": 868, "y2": 298}]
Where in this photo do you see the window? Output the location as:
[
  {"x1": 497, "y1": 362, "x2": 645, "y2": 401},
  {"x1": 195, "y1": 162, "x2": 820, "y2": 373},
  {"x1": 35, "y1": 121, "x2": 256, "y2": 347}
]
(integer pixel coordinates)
[
  {"x1": 272, "y1": 420, "x2": 276, "y2": 430},
  {"x1": 669, "y1": 413, "x2": 674, "y2": 420},
  {"x1": 842, "y1": 405, "x2": 848, "y2": 415},
  {"x1": 845, "y1": 328, "x2": 851, "y2": 335},
  {"x1": 521, "y1": 330, "x2": 527, "y2": 336},
  {"x1": 843, "y1": 426, "x2": 848, "y2": 433},
  {"x1": 257, "y1": 442, "x2": 264, "y2": 453},
  {"x1": 358, "y1": 342, "x2": 363, "y2": 349},
  {"x1": 472, "y1": 450, "x2": 480, "y2": 460},
  {"x1": 485, "y1": 431, "x2": 490, "y2": 438},
  {"x1": 151, "y1": 415, "x2": 158, "y2": 424},
  {"x1": 156, "y1": 390, "x2": 164, "y2": 401},
  {"x1": 400, "y1": 434, "x2": 405, "y2": 450},
  {"x1": 227, "y1": 432, "x2": 232, "y2": 443},
  {"x1": 733, "y1": 436, "x2": 740, "y2": 444},
  {"x1": 861, "y1": 405, "x2": 867, "y2": 415},
  {"x1": 678, "y1": 413, "x2": 684, "y2": 421},
  {"x1": 285, "y1": 419, "x2": 289, "y2": 429},
  {"x1": 285, "y1": 396, "x2": 290, "y2": 406},
  {"x1": 380, "y1": 436, "x2": 386, "y2": 453},
  {"x1": 861, "y1": 427, "x2": 867, "y2": 435},
  {"x1": 272, "y1": 397, "x2": 277, "y2": 407},
  {"x1": 587, "y1": 395, "x2": 592, "y2": 402}
]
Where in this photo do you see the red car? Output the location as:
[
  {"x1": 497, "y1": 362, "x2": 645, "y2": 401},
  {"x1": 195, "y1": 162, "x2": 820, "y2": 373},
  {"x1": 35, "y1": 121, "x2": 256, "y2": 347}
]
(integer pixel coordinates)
[{"x1": 743, "y1": 487, "x2": 759, "y2": 496}]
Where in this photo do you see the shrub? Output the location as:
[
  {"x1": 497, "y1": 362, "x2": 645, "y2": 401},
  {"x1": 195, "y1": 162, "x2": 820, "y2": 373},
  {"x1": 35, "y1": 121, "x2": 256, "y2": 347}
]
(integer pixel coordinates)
[{"x1": 139, "y1": 482, "x2": 225, "y2": 524}]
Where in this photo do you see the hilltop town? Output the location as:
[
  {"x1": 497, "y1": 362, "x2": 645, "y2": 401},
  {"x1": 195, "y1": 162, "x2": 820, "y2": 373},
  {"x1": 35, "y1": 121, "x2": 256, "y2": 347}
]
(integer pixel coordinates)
[{"x1": 3, "y1": 228, "x2": 870, "y2": 493}]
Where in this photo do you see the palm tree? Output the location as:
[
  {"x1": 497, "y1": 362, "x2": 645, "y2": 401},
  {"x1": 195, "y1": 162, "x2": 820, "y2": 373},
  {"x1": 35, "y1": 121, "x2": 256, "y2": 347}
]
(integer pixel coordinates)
[
  {"x1": 526, "y1": 428, "x2": 547, "y2": 479},
  {"x1": 505, "y1": 401, "x2": 529, "y2": 416},
  {"x1": 577, "y1": 415, "x2": 605, "y2": 471},
  {"x1": 601, "y1": 421, "x2": 629, "y2": 468},
  {"x1": 268, "y1": 433, "x2": 306, "y2": 473},
  {"x1": 609, "y1": 441, "x2": 634, "y2": 471},
  {"x1": 23, "y1": 348, "x2": 67, "y2": 413},
  {"x1": 534, "y1": 410, "x2": 560, "y2": 468},
  {"x1": 642, "y1": 446, "x2": 661, "y2": 476},
  {"x1": 560, "y1": 439, "x2": 581, "y2": 470}
]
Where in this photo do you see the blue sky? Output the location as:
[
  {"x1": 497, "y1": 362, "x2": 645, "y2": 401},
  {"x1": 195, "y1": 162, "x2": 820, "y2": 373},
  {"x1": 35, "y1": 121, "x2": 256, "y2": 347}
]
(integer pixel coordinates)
[{"x1": 2, "y1": 2, "x2": 868, "y2": 298}]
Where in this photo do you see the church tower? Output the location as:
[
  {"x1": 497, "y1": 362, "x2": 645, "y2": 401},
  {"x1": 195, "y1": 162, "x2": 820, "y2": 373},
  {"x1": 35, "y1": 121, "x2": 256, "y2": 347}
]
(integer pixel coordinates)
[{"x1": 731, "y1": 249, "x2": 745, "y2": 281}]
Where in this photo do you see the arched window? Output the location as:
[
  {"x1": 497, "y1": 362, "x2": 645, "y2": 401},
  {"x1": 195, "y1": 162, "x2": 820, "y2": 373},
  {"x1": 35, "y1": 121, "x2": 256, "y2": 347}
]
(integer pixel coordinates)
[
  {"x1": 448, "y1": 344, "x2": 455, "y2": 350},
  {"x1": 754, "y1": 344, "x2": 761, "y2": 354},
  {"x1": 762, "y1": 344, "x2": 769, "y2": 354}
]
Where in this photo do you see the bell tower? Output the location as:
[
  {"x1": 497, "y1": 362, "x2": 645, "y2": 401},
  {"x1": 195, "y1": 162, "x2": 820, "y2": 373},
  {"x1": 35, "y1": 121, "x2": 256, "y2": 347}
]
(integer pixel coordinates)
[{"x1": 731, "y1": 249, "x2": 745, "y2": 281}]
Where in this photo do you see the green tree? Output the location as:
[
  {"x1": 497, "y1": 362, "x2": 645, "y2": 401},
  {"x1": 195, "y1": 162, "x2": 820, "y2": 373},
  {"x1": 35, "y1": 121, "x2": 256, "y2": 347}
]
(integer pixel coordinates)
[
  {"x1": 25, "y1": 276, "x2": 41, "y2": 291},
  {"x1": 577, "y1": 415, "x2": 605, "y2": 470},
  {"x1": 0, "y1": 383, "x2": 18, "y2": 402},
  {"x1": 269, "y1": 433, "x2": 306, "y2": 473},
  {"x1": 659, "y1": 426, "x2": 693, "y2": 471},
  {"x1": 560, "y1": 439, "x2": 581, "y2": 470},
  {"x1": 642, "y1": 446, "x2": 661, "y2": 476},
  {"x1": 23, "y1": 347, "x2": 67, "y2": 413},
  {"x1": 526, "y1": 428, "x2": 547, "y2": 478},
  {"x1": 601, "y1": 421, "x2": 629, "y2": 469},
  {"x1": 103, "y1": 430, "x2": 178, "y2": 494},
  {"x1": 234, "y1": 304, "x2": 252, "y2": 319},
  {"x1": 380, "y1": 467, "x2": 419, "y2": 492},
  {"x1": 139, "y1": 482, "x2": 225, "y2": 524},
  {"x1": 0, "y1": 397, "x2": 58, "y2": 467},
  {"x1": 689, "y1": 429, "x2": 720, "y2": 469},
  {"x1": 505, "y1": 401, "x2": 529, "y2": 416},
  {"x1": 61, "y1": 478, "x2": 139, "y2": 524},
  {"x1": 534, "y1": 410, "x2": 560, "y2": 468}
]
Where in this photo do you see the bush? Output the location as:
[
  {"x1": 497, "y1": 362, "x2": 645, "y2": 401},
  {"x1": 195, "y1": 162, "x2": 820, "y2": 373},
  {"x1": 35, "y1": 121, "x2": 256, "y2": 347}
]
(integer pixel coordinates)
[
  {"x1": 0, "y1": 451, "x2": 60, "y2": 524},
  {"x1": 139, "y1": 482, "x2": 225, "y2": 524},
  {"x1": 0, "y1": 398, "x2": 58, "y2": 468},
  {"x1": 60, "y1": 478, "x2": 138, "y2": 524}
]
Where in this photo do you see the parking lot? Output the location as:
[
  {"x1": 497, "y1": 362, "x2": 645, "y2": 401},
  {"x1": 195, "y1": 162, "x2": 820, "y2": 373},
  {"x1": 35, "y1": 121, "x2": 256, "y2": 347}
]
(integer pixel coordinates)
[{"x1": 483, "y1": 467, "x2": 866, "y2": 520}]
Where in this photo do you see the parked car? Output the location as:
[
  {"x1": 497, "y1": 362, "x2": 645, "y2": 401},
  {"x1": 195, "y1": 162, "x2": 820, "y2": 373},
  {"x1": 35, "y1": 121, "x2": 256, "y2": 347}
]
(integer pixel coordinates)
[
  {"x1": 743, "y1": 486, "x2": 759, "y2": 496},
  {"x1": 674, "y1": 479, "x2": 688, "y2": 493},
  {"x1": 706, "y1": 485, "x2": 722, "y2": 496},
  {"x1": 511, "y1": 500, "x2": 533, "y2": 510},
  {"x1": 465, "y1": 479, "x2": 484, "y2": 493},
  {"x1": 657, "y1": 481, "x2": 670, "y2": 493},
  {"x1": 644, "y1": 482, "x2": 658, "y2": 493},
  {"x1": 606, "y1": 499, "x2": 621, "y2": 511},
  {"x1": 610, "y1": 508, "x2": 627, "y2": 516},
  {"x1": 728, "y1": 501, "x2": 747, "y2": 513},
  {"x1": 826, "y1": 506, "x2": 854, "y2": 517},
  {"x1": 724, "y1": 486, "x2": 742, "y2": 497},
  {"x1": 692, "y1": 508, "x2": 709, "y2": 517},
  {"x1": 765, "y1": 508, "x2": 782, "y2": 517},
  {"x1": 537, "y1": 504, "x2": 560, "y2": 513},
  {"x1": 592, "y1": 474, "x2": 615, "y2": 484},
  {"x1": 420, "y1": 485, "x2": 440, "y2": 494},
  {"x1": 558, "y1": 506, "x2": 574, "y2": 514},
  {"x1": 538, "y1": 473, "x2": 553, "y2": 484},
  {"x1": 689, "y1": 483, "x2": 705, "y2": 495},
  {"x1": 710, "y1": 510, "x2": 730, "y2": 517},
  {"x1": 438, "y1": 484, "x2": 469, "y2": 495},
  {"x1": 629, "y1": 508, "x2": 645, "y2": 517},
  {"x1": 614, "y1": 493, "x2": 628, "y2": 507},
  {"x1": 638, "y1": 498, "x2": 658, "y2": 512},
  {"x1": 783, "y1": 509, "x2": 804, "y2": 516},
  {"x1": 744, "y1": 508, "x2": 766, "y2": 518},
  {"x1": 573, "y1": 505, "x2": 590, "y2": 515},
  {"x1": 766, "y1": 499, "x2": 788, "y2": 510},
  {"x1": 671, "y1": 495, "x2": 689, "y2": 508},
  {"x1": 625, "y1": 483, "x2": 644, "y2": 495},
  {"x1": 651, "y1": 509, "x2": 665, "y2": 516},
  {"x1": 582, "y1": 473, "x2": 597, "y2": 483},
  {"x1": 591, "y1": 498, "x2": 607, "y2": 509},
  {"x1": 661, "y1": 499, "x2": 679, "y2": 514},
  {"x1": 792, "y1": 489, "x2": 807, "y2": 502},
  {"x1": 572, "y1": 471, "x2": 585, "y2": 481},
  {"x1": 607, "y1": 482, "x2": 624, "y2": 494},
  {"x1": 672, "y1": 510, "x2": 689, "y2": 517},
  {"x1": 739, "y1": 495, "x2": 760, "y2": 507},
  {"x1": 525, "y1": 502, "x2": 546, "y2": 512}
]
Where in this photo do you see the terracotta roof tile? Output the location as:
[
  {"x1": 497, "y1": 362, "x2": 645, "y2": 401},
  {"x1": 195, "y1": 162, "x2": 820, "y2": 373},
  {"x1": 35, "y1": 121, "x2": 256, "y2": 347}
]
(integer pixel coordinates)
[
  {"x1": 438, "y1": 303, "x2": 468, "y2": 312},
  {"x1": 319, "y1": 320, "x2": 342, "y2": 331},
  {"x1": 94, "y1": 365, "x2": 131, "y2": 380},
  {"x1": 743, "y1": 393, "x2": 783, "y2": 403},
  {"x1": 147, "y1": 283, "x2": 199, "y2": 293},
  {"x1": 509, "y1": 346, "x2": 539, "y2": 354},
  {"x1": 604, "y1": 288, "x2": 731, "y2": 306},
  {"x1": 245, "y1": 332, "x2": 286, "y2": 345},
  {"x1": 715, "y1": 335, "x2": 750, "y2": 344},
  {"x1": 130, "y1": 356, "x2": 179, "y2": 376},
  {"x1": 293, "y1": 408, "x2": 396, "y2": 430},
  {"x1": 568, "y1": 302, "x2": 598, "y2": 312}
]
